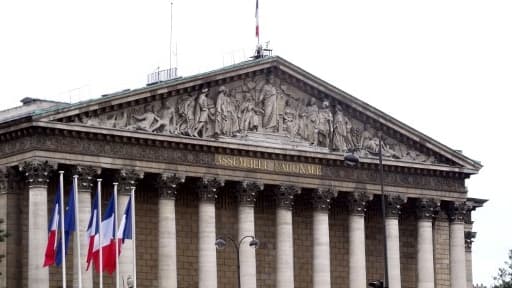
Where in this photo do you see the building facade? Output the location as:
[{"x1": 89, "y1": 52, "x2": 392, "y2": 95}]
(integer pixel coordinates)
[{"x1": 0, "y1": 56, "x2": 484, "y2": 288}]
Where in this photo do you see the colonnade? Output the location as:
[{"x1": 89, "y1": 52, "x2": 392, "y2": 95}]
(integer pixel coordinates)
[{"x1": 0, "y1": 160, "x2": 473, "y2": 288}]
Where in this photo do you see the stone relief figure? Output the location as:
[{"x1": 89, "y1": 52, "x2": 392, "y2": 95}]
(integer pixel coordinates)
[
  {"x1": 176, "y1": 94, "x2": 196, "y2": 136},
  {"x1": 150, "y1": 98, "x2": 176, "y2": 134},
  {"x1": 283, "y1": 99, "x2": 298, "y2": 138},
  {"x1": 315, "y1": 100, "x2": 333, "y2": 147},
  {"x1": 215, "y1": 86, "x2": 236, "y2": 137},
  {"x1": 239, "y1": 91, "x2": 262, "y2": 136},
  {"x1": 259, "y1": 75, "x2": 278, "y2": 131},
  {"x1": 127, "y1": 104, "x2": 160, "y2": 132},
  {"x1": 332, "y1": 104, "x2": 350, "y2": 151},
  {"x1": 193, "y1": 88, "x2": 211, "y2": 137},
  {"x1": 304, "y1": 98, "x2": 319, "y2": 145}
]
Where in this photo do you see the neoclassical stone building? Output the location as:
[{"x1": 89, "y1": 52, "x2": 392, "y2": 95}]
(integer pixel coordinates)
[{"x1": 0, "y1": 56, "x2": 485, "y2": 288}]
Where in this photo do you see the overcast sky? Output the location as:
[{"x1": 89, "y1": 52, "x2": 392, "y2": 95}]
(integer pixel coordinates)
[{"x1": 1, "y1": 0, "x2": 510, "y2": 285}]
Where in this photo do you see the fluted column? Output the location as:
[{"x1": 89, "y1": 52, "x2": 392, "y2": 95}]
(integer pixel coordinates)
[
  {"x1": 465, "y1": 231, "x2": 476, "y2": 288},
  {"x1": 156, "y1": 173, "x2": 184, "y2": 288},
  {"x1": 0, "y1": 168, "x2": 7, "y2": 288},
  {"x1": 385, "y1": 195, "x2": 405, "y2": 288},
  {"x1": 347, "y1": 191, "x2": 370, "y2": 288},
  {"x1": 311, "y1": 189, "x2": 336, "y2": 288},
  {"x1": 237, "y1": 181, "x2": 262, "y2": 288},
  {"x1": 72, "y1": 166, "x2": 100, "y2": 288},
  {"x1": 197, "y1": 177, "x2": 224, "y2": 288},
  {"x1": 416, "y1": 198, "x2": 439, "y2": 288},
  {"x1": 116, "y1": 169, "x2": 143, "y2": 285},
  {"x1": 22, "y1": 160, "x2": 54, "y2": 288},
  {"x1": 275, "y1": 185, "x2": 300, "y2": 288},
  {"x1": 448, "y1": 202, "x2": 470, "y2": 288}
]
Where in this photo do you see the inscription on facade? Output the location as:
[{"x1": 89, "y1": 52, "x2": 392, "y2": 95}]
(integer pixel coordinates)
[{"x1": 214, "y1": 154, "x2": 322, "y2": 176}]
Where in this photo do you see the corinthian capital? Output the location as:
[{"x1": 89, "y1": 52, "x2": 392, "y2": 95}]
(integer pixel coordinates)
[
  {"x1": 72, "y1": 166, "x2": 101, "y2": 191},
  {"x1": 115, "y1": 169, "x2": 144, "y2": 195},
  {"x1": 0, "y1": 167, "x2": 7, "y2": 192},
  {"x1": 21, "y1": 160, "x2": 55, "y2": 187},
  {"x1": 197, "y1": 177, "x2": 225, "y2": 202},
  {"x1": 275, "y1": 185, "x2": 300, "y2": 210},
  {"x1": 416, "y1": 198, "x2": 439, "y2": 220},
  {"x1": 238, "y1": 181, "x2": 263, "y2": 206},
  {"x1": 312, "y1": 189, "x2": 337, "y2": 211},
  {"x1": 347, "y1": 191, "x2": 370, "y2": 215},
  {"x1": 385, "y1": 195, "x2": 406, "y2": 218},
  {"x1": 157, "y1": 173, "x2": 185, "y2": 200},
  {"x1": 448, "y1": 201, "x2": 472, "y2": 223}
]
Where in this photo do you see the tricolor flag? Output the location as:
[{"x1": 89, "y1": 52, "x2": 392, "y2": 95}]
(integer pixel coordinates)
[
  {"x1": 55, "y1": 185, "x2": 76, "y2": 266},
  {"x1": 85, "y1": 192, "x2": 99, "y2": 271},
  {"x1": 43, "y1": 188, "x2": 61, "y2": 267},
  {"x1": 117, "y1": 196, "x2": 132, "y2": 244},
  {"x1": 92, "y1": 194, "x2": 117, "y2": 274},
  {"x1": 255, "y1": 0, "x2": 259, "y2": 38}
]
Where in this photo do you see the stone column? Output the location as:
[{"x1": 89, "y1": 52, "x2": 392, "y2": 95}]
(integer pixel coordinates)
[
  {"x1": 0, "y1": 168, "x2": 7, "y2": 288},
  {"x1": 275, "y1": 185, "x2": 300, "y2": 288},
  {"x1": 385, "y1": 195, "x2": 405, "y2": 288},
  {"x1": 311, "y1": 189, "x2": 336, "y2": 288},
  {"x1": 347, "y1": 191, "x2": 370, "y2": 288},
  {"x1": 197, "y1": 177, "x2": 224, "y2": 288},
  {"x1": 237, "y1": 181, "x2": 262, "y2": 288},
  {"x1": 116, "y1": 169, "x2": 143, "y2": 285},
  {"x1": 156, "y1": 173, "x2": 184, "y2": 288},
  {"x1": 465, "y1": 231, "x2": 476, "y2": 288},
  {"x1": 448, "y1": 202, "x2": 470, "y2": 288},
  {"x1": 416, "y1": 198, "x2": 439, "y2": 288},
  {"x1": 73, "y1": 166, "x2": 100, "y2": 288},
  {"x1": 22, "y1": 160, "x2": 54, "y2": 288}
]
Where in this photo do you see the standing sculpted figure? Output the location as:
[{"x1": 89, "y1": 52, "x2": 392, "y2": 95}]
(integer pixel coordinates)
[
  {"x1": 259, "y1": 75, "x2": 278, "y2": 131},
  {"x1": 193, "y1": 88, "x2": 210, "y2": 137},
  {"x1": 283, "y1": 99, "x2": 298, "y2": 138},
  {"x1": 315, "y1": 100, "x2": 333, "y2": 147},
  {"x1": 332, "y1": 104, "x2": 350, "y2": 151},
  {"x1": 177, "y1": 94, "x2": 196, "y2": 136},
  {"x1": 239, "y1": 92, "x2": 262, "y2": 135},
  {"x1": 215, "y1": 86, "x2": 233, "y2": 137},
  {"x1": 304, "y1": 98, "x2": 319, "y2": 145}
]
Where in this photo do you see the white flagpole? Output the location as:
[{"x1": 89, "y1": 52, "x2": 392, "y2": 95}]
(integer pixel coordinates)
[
  {"x1": 58, "y1": 171, "x2": 67, "y2": 288},
  {"x1": 130, "y1": 186, "x2": 137, "y2": 288},
  {"x1": 73, "y1": 175, "x2": 83, "y2": 288},
  {"x1": 97, "y1": 179, "x2": 103, "y2": 288},
  {"x1": 114, "y1": 183, "x2": 120, "y2": 288}
]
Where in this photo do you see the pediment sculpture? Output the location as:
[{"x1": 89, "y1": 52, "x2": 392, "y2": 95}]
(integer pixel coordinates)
[{"x1": 71, "y1": 74, "x2": 439, "y2": 164}]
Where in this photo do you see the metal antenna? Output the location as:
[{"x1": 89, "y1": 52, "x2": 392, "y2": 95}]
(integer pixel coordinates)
[{"x1": 170, "y1": 1, "x2": 173, "y2": 71}]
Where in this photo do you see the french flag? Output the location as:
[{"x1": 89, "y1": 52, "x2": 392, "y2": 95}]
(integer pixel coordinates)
[
  {"x1": 255, "y1": 0, "x2": 259, "y2": 38},
  {"x1": 43, "y1": 187, "x2": 61, "y2": 267},
  {"x1": 92, "y1": 194, "x2": 117, "y2": 274},
  {"x1": 85, "y1": 192, "x2": 99, "y2": 271},
  {"x1": 55, "y1": 185, "x2": 76, "y2": 266}
]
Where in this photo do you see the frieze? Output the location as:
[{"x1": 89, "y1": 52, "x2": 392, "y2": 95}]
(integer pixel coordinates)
[
  {"x1": 63, "y1": 73, "x2": 441, "y2": 165},
  {"x1": 0, "y1": 134, "x2": 466, "y2": 193}
]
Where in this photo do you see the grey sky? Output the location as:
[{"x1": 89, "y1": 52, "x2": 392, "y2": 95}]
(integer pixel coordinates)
[{"x1": 1, "y1": 0, "x2": 510, "y2": 285}]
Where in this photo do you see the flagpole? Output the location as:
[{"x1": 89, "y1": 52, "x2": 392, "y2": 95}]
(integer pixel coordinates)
[
  {"x1": 97, "y1": 179, "x2": 103, "y2": 288},
  {"x1": 130, "y1": 186, "x2": 137, "y2": 288},
  {"x1": 73, "y1": 175, "x2": 83, "y2": 288},
  {"x1": 114, "y1": 183, "x2": 120, "y2": 288},
  {"x1": 59, "y1": 171, "x2": 67, "y2": 288}
]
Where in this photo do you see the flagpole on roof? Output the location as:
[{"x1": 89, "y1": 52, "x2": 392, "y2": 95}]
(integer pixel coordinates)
[
  {"x1": 97, "y1": 179, "x2": 103, "y2": 288},
  {"x1": 130, "y1": 186, "x2": 137, "y2": 288},
  {"x1": 58, "y1": 171, "x2": 67, "y2": 288},
  {"x1": 114, "y1": 183, "x2": 120, "y2": 288},
  {"x1": 73, "y1": 175, "x2": 83, "y2": 288}
]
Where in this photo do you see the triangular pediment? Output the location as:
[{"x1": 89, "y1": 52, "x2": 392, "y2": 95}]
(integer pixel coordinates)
[{"x1": 34, "y1": 56, "x2": 481, "y2": 173}]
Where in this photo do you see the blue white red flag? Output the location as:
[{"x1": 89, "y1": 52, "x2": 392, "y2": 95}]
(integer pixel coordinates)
[
  {"x1": 117, "y1": 196, "x2": 132, "y2": 244},
  {"x1": 255, "y1": 0, "x2": 260, "y2": 38},
  {"x1": 55, "y1": 185, "x2": 76, "y2": 266},
  {"x1": 85, "y1": 192, "x2": 99, "y2": 271},
  {"x1": 43, "y1": 187, "x2": 61, "y2": 267},
  {"x1": 92, "y1": 194, "x2": 117, "y2": 274}
]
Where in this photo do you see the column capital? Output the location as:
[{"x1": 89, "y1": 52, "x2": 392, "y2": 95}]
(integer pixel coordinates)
[
  {"x1": 465, "y1": 231, "x2": 476, "y2": 252},
  {"x1": 0, "y1": 167, "x2": 7, "y2": 193},
  {"x1": 416, "y1": 198, "x2": 440, "y2": 220},
  {"x1": 197, "y1": 177, "x2": 225, "y2": 202},
  {"x1": 157, "y1": 173, "x2": 185, "y2": 200},
  {"x1": 312, "y1": 189, "x2": 337, "y2": 211},
  {"x1": 347, "y1": 191, "x2": 370, "y2": 215},
  {"x1": 72, "y1": 166, "x2": 101, "y2": 192},
  {"x1": 385, "y1": 194, "x2": 406, "y2": 218},
  {"x1": 238, "y1": 181, "x2": 263, "y2": 206},
  {"x1": 448, "y1": 201, "x2": 472, "y2": 223},
  {"x1": 20, "y1": 160, "x2": 56, "y2": 187},
  {"x1": 275, "y1": 185, "x2": 300, "y2": 210},
  {"x1": 115, "y1": 169, "x2": 144, "y2": 195}
]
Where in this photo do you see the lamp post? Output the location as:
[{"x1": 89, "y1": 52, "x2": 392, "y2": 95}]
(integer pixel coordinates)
[
  {"x1": 344, "y1": 134, "x2": 389, "y2": 288},
  {"x1": 215, "y1": 235, "x2": 260, "y2": 288}
]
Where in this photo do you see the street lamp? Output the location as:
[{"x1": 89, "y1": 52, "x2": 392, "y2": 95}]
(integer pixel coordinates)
[
  {"x1": 344, "y1": 134, "x2": 389, "y2": 288},
  {"x1": 215, "y1": 235, "x2": 260, "y2": 288}
]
